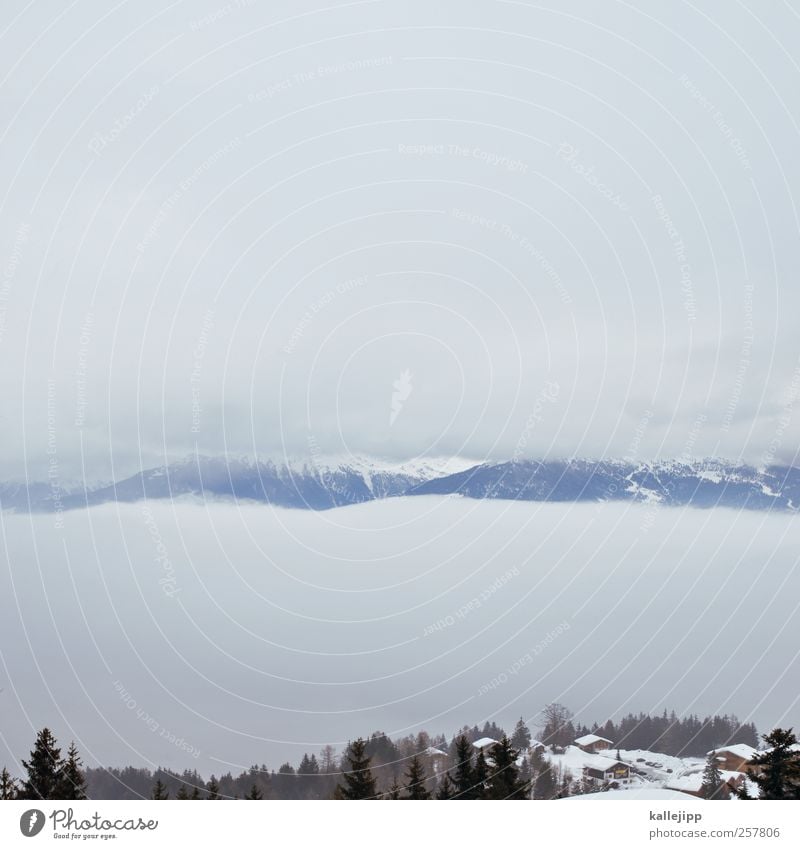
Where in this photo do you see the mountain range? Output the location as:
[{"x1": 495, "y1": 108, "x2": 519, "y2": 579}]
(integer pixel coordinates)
[{"x1": 2, "y1": 455, "x2": 799, "y2": 514}]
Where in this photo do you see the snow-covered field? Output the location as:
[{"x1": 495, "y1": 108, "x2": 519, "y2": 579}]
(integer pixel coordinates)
[{"x1": 1, "y1": 499, "x2": 798, "y2": 773}]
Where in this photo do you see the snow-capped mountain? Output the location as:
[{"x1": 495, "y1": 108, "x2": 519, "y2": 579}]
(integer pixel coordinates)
[{"x1": 2, "y1": 456, "x2": 800, "y2": 513}]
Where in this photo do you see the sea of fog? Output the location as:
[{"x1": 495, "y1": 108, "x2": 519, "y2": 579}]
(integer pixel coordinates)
[{"x1": 1, "y1": 498, "x2": 798, "y2": 774}]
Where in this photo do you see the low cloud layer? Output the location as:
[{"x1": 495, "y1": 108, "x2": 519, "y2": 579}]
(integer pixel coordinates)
[{"x1": 1, "y1": 499, "x2": 797, "y2": 772}]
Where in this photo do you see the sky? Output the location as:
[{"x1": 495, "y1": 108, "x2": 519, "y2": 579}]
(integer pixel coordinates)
[
  {"x1": 2, "y1": 1, "x2": 800, "y2": 780},
  {"x1": 1, "y1": 1, "x2": 800, "y2": 482}
]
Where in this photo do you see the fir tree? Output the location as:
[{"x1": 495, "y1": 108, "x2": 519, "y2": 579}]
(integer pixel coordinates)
[
  {"x1": 337, "y1": 738, "x2": 377, "y2": 799},
  {"x1": 533, "y1": 762, "x2": 556, "y2": 800},
  {"x1": 486, "y1": 735, "x2": 527, "y2": 799},
  {"x1": 190, "y1": 786, "x2": 201, "y2": 800},
  {"x1": 176, "y1": 785, "x2": 189, "y2": 800},
  {"x1": 747, "y1": 729, "x2": 800, "y2": 800},
  {"x1": 700, "y1": 752, "x2": 726, "y2": 799},
  {"x1": 451, "y1": 735, "x2": 475, "y2": 799},
  {"x1": 511, "y1": 718, "x2": 532, "y2": 751},
  {"x1": 386, "y1": 778, "x2": 401, "y2": 800},
  {"x1": 56, "y1": 742, "x2": 87, "y2": 800},
  {"x1": 473, "y1": 750, "x2": 489, "y2": 799},
  {"x1": 244, "y1": 784, "x2": 263, "y2": 800},
  {"x1": 435, "y1": 772, "x2": 454, "y2": 799},
  {"x1": 19, "y1": 728, "x2": 62, "y2": 800},
  {"x1": 151, "y1": 779, "x2": 169, "y2": 800},
  {"x1": 206, "y1": 776, "x2": 221, "y2": 800},
  {"x1": 402, "y1": 756, "x2": 430, "y2": 800},
  {"x1": 0, "y1": 767, "x2": 17, "y2": 799}
]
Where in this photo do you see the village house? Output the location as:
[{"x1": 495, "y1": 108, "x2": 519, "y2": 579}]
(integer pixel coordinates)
[
  {"x1": 574, "y1": 734, "x2": 614, "y2": 754},
  {"x1": 582, "y1": 758, "x2": 632, "y2": 787},
  {"x1": 665, "y1": 769, "x2": 747, "y2": 799},
  {"x1": 422, "y1": 746, "x2": 449, "y2": 777},
  {"x1": 708, "y1": 744, "x2": 758, "y2": 773},
  {"x1": 472, "y1": 737, "x2": 498, "y2": 755}
]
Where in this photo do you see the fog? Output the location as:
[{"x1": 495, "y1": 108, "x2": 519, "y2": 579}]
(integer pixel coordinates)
[{"x1": 1, "y1": 498, "x2": 798, "y2": 774}]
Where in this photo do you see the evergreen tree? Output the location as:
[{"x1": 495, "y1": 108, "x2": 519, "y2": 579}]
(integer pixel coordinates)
[
  {"x1": 151, "y1": 779, "x2": 169, "y2": 800},
  {"x1": 486, "y1": 735, "x2": 527, "y2": 799},
  {"x1": 0, "y1": 767, "x2": 17, "y2": 799},
  {"x1": 244, "y1": 784, "x2": 263, "y2": 800},
  {"x1": 748, "y1": 729, "x2": 800, "y2": 800},
  {"x1": 386, "y1": 778, "x2": 401, "y2": 800},
  {"x1": 402, "y1": 756, "x2": 430, "y2": 800},
  {"x1": 511, "y1": 718, "x2": 532, "y2": 751},
  {"x1": 435, "y1": 772, "x2": 454, "y2": 799},
  {"x1": 518, "y1": 757, "x2": 532, "y2": 798},
  {"x1": 176, "y1": 785, "x2": 189, "y2": 800},
  {"x1": 190, "y1": 786, "x2": 201, "y2": 800},
  {"x1": 206, "y1": 776, "x2": 221, "y2": 800},
  {"x1": 56, "y1": 742, "x2": 87, "y2": 800},
  {"x1": 19, "y1": 728, "x2": 62, "y2": 800},
  {"x1": 473, "y1": 750, "x2": 489, "y2": 799},
  {"x1": 337, "y1": 739, "x2": 377, "y2": 799},
  {"x1": 451, "y1": 735, "x2": 475, "y2": 799},
  {"x1": 700, "y1": 752, "x2": 726, "y2": 799},
  {"x1": 533, "y1": 761, "x2": 556, "y2": 800}
]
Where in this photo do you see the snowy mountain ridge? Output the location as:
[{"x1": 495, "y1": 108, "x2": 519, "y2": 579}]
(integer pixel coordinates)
[{"x1": 1, "y1": 455, "x2": 799, "y2": 513}]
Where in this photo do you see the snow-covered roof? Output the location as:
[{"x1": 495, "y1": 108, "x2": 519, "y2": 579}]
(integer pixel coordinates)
[
  {"x1": 665, "y1": 770, "x2": 744, "y2": 795},
  {"x1": 424, "y1": 746, "x2": 447, "y2": 757},
  {"x1": 575, "y1": 734, "x2": 614, "y2": 746},
  {"x1": 473, "y1": 737, "x2": 498, "y2": 749},
  {"x1": 708, "y1": 744, "x2": 757, "y2": 761}
]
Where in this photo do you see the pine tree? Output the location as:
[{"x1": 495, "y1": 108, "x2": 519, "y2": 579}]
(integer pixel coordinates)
[
  {"x1": 206, "y1": 776, "x2": 221, "y2": 799},
  {"x1": 511, "y1": 718, "x2": 532, "y2": 751},
  {"x1": 337, "y1": 739, "x2": 377, "y2": 799},
  {"x1": 176, "y1": 785, "x2": 189, "y2": 800},
  {"x1": 473, "y1": 750, "x2": 489, "y2": 799},
  {"x1": 402, "y1": 756, "x2": 430, "y2": 800},
  {"x1": 701, "y1": 752, "x2": 726, "y2": 799},
  {"x1": 55, "y1": 742, "x2": 87, "y2": 800},
  {"x1": 0, "y1": 767, "x2": 17, "y2": 799},
  {"x1": 747, "y1": 729, "x2": 800, "y2": 800},
  {"x1": 244, "y1": 784, "x2": 263, "y2": 799},
  {"x1": 190, "y1": 785, "x2": 201, "y2": 799},
  {"x1": 386, "y1": 778, "x2": 401, "y2": 800},
  {"x1": 533, "y1": 762, "x2": 556, "y2": 800},
  {"x1": 486, "y1": 735, "x2": 527, "y2": 799},
  {"x1": 151, "y1": 779, "x2": 169, "y2": 800},
  {"x1": 435, "y1": 772, "x2": 454, "y2": 799},
  {"x1": 19, "y1": 728, "x2": 63, "y2": 800},
  {"x1": 452, "y1": 735, "x2": 475, "y2": 799}
]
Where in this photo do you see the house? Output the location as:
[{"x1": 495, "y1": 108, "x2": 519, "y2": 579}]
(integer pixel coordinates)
[
  {"x1": 472, "y1": 737, "x2": 498, "y2": 754},
  {"x1": 422, "y1": 746, "x2": 448, "y2": 776},
  {"x1": 574, "y1": 734, "x2": 614, "y2": 754},
  {"x1": 708, "y1": 745, "x2": 758, "y2": 773},
  {"x1": 665, "y1": 770, "x2": 746, "y2": 799},
  {"x1": 582, "y1": 759, "x2": 632, "y2": 787}
]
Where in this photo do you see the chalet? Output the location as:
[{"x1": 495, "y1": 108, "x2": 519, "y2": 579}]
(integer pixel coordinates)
[
  {"x1": 472, "y1": 737, "x2": 498, "y2": 754},
  {"x1": 582, "y1": 759, "x2": 631, "y2": 787},
  {"x1": 665, "y1": 770, "x2": 746, "y2": 799},
  {"x1": 708, "y1": 745, "x2": 758, "y2": 773},
  {"x1": 422, "y1": 746, "x2": 448, "y2": 776},
  {"x1": 574, "y1": 734, "x2": 614, "y2": 754}
]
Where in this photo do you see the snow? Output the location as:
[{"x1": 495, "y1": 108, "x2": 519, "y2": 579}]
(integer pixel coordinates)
[
  {"x1": 708, "y1": 744, "x2": 758, "y2": 760},
  {"x1": 665, "y1": 769, "x2": 744, "y2": 795},
  {"x1": 563, "y1": 788, "x2": 700, "y2": 801},
  {"x1": 473, "y1": 737, "x2": 498, "y2": 750},
  {"x1": 574, "y1": 734, "x2": 613, "y2": 747}
]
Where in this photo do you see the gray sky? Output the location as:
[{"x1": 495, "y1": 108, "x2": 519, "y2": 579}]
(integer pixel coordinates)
[{"x1": 2, "y1": 1, "x2": 800, "y2": 481}]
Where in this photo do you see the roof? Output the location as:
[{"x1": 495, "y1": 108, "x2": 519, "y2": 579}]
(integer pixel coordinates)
[
  {"x1": 575, "y1": 734, "x2": 614, "y2": 746},
  {"x1": 424, "y1": 746, "x2": 447, "y2": 757},
  {"x1": 665, "y1": 770, "x2": 744, "y2": 794},
  {"x1": 472, "y1": 737, "x2": 498, "y2": 749},
  {"x1": 708, "y1": 744, "x2": 758, "y2": 761}
]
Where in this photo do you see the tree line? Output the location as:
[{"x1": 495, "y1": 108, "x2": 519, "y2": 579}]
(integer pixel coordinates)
[{"x1": 2, "y1": 709, "x2": 795, "y2": 801}]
